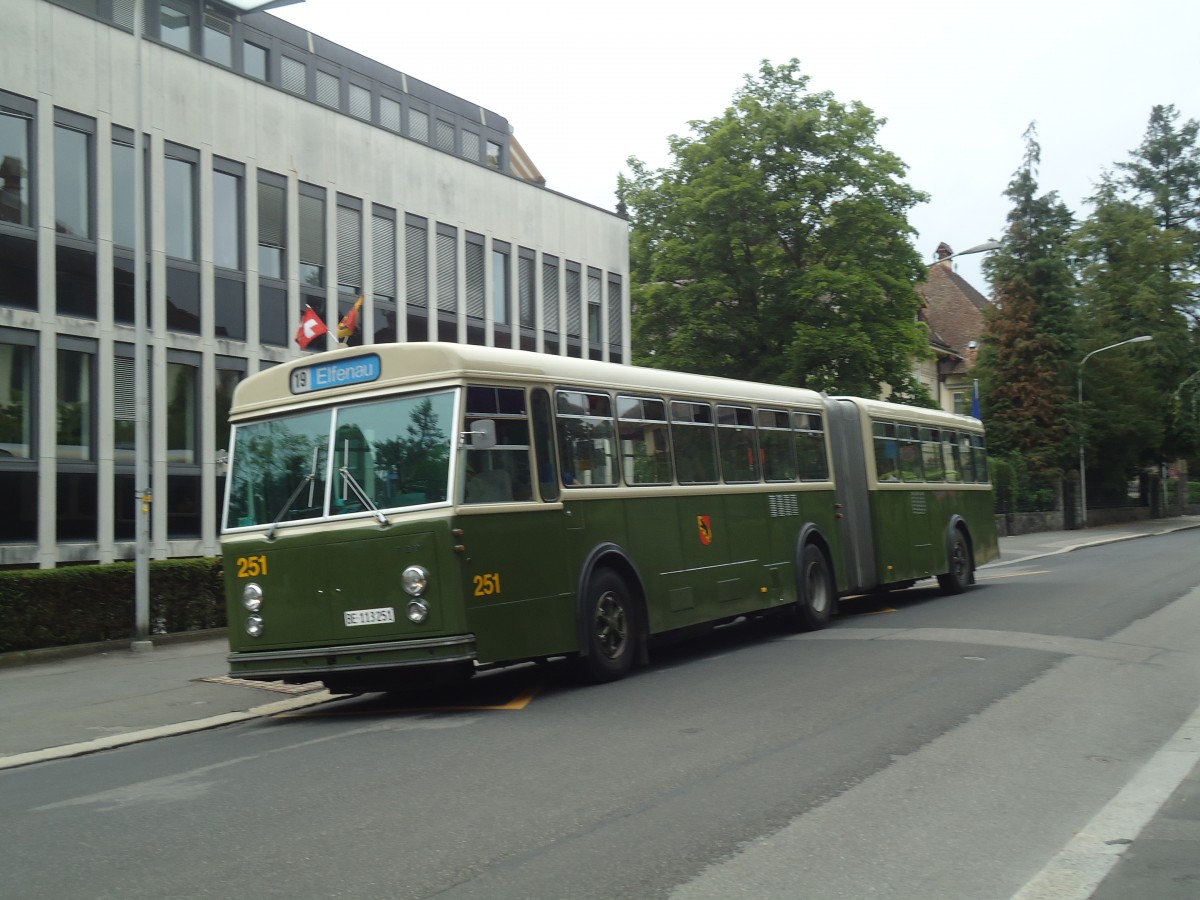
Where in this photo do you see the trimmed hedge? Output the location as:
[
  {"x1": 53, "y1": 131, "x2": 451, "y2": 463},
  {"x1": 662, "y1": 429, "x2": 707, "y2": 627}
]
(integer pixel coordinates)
[{"x1": 0, "y1": 558, "x2": 225, "y2": 654}]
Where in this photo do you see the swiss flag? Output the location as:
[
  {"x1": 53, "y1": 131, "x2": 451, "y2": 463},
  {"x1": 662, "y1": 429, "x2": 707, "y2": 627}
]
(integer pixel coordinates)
[{"x1": 295, "y1": 306, "x2": 328, "y2": 349}]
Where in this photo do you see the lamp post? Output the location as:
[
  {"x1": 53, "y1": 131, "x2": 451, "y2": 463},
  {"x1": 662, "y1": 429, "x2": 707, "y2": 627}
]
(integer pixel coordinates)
[
  {"x1": 130, "y1": 0, "x2": 305, "y2": 649},
  {"x1": 1077, "y1": 335, "x2": 1154, "y2": 529},
  {"x1": 930, "y1": 240, "x2": 1002, "y2": 264}
]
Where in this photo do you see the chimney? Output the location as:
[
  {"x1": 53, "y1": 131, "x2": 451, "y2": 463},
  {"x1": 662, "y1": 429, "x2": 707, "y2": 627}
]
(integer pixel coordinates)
[{"x1": 935, "y1": 242, "x2": 954, "y2": 268}]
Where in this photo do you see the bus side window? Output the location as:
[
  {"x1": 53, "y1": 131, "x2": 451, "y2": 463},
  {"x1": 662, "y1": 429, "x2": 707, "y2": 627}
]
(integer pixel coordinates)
[
  {"x1": 758, "y1": 408, "x2": 796, "y2": 482},
  {"x1": 897, "y1": 425, "x2": 924, "y2": 482},
  {"x1": 531, "y1": 388, "x2": 560, "y2": 502},
  {"x1": 920, "y1": 427, "x2": 945, "y2": 482},
  {"x1": 971, "y1": 434, "x2": 989, "y2": 483},
  {"x1": 555, "y1": 390, "x2": 618, "y2": 487},
  {"x1": 462, "y1": 386, "x2": 534, "y2": 504},
  {"x1": 670, "y1": 401, "x2": 718, "y2": 484},
  {"x1": 716, "y1": 405, "x2": 758, "y2": 483},
  {"x1": 616, "y1": 395, "x2": 672, "y2": 485},
  {"x1": 942, "y1": 431, "x2": 962, "y2": 482},
  {"x1": 794, "y1": 411, "x2": 829, "y2": 481},
  {"x1": 872, "y1": 421, "x2": 900, "y2": 482}
]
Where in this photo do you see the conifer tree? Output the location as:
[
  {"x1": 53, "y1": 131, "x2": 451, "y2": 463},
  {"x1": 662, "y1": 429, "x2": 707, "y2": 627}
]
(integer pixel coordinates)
[{"x1": 976, "y1": 125, "x2": 1079, "y2": 485}]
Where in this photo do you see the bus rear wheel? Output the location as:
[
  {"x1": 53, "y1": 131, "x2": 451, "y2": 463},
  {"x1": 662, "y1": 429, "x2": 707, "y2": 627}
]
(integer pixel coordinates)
[
  {"x1": 574, "y1": 568, "x2": 636, "y2": 684},
  {"x1": 785, "y1": 543, "x2": 833, "y2": 632},
  {"x1": 937, "y1": 529, "x2": 973, "y2": 595}
]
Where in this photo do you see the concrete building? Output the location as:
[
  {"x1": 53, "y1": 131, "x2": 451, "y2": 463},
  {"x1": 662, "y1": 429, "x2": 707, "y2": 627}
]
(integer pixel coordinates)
[{"x1": 0, "y1": 0, "x2": 630, "y2": 568}]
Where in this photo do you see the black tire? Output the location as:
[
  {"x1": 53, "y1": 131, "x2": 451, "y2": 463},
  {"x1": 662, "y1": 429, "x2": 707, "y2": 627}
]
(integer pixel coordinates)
[
  {"x1": 785, "y1": 543, "x2": 834, "y2": 632},
  {"x1": 937, "y1": 528, "x2": 973, "y2": 595},
  {"x1": 574, "y1": 569, "x2": 636, "y2": 684}
]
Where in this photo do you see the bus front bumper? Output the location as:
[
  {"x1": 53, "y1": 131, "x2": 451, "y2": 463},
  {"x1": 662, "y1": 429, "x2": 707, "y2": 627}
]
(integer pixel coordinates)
[{"x1": 227, "y1": 634, "x2": 477, "y2": 683}]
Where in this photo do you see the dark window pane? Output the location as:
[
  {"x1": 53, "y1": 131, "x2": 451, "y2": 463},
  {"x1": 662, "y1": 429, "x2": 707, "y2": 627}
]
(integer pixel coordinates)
[
  {"x1": 56, "y1": 244, "x2": 98, "y2": 318},
  {"x1": 111, "y1": 141, "x2": 135, "y2": 248},
  {"x1": 56, "y1": 471, "x2": 98, "y2": 541},
  {"x1": 167, "y1": 473, "x2": 200, "y2": 538},
  {"x1": 0, "y1": 232, "x2": 37, "y2": 309},
  {"x1": 165, "y1": 266, "x2": 200, "y2": 333},
  {"x1": 259, "y1": 283, "x2": 287, "y2": 346},
  {"x1": 160, "y1": 3, "x2": 190, "y2": 51},
  {"x1": 166, "y1": 362, "x2": 197, "y2": 464},
  {"x1": 113, "y1": 256, "x2": 135, "y2": 324},
  {"x1": 214, "y1": 276, "x2": 245, "y2": 340},
  {"x1": 213, "y1": 169, "x2": 241, "y2": 270},
  {"x1": 57, "y1": 348, "x2": 93, "y2": 460},
  {"x1": 114, "y1": 473, "x2": 135, "y2": 541},
  {"x1": 0, "y1": 470, "x2": 38, "y2": 542},
  {"x1": 55, "y1": 125, "x2": 91, "y2": 238},
  {"x1": 244, "y1": 42, "x2": 268, "y2": 80},
  {"x1": 1, "y1": 111, "x2": 32, "y2": 227},
  {"x1": 214, "y1": 368, "x2": 242, "y2": 452},
  {"x1": 0, "y1": 341, "x2": 33, "y2": 459}
]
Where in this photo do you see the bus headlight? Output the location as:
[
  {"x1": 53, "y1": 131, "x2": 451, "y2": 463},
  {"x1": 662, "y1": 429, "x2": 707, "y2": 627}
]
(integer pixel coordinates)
[
  {"x1": 406, "y1": 600, "x2": 430, "y2": 624},
  {"x1": 401, "y1": 565, "x2": 429, "y2": 597},
  {"x1": 245, "y1": 615, "x2": 264, "y2": 637},
  {"x1": 242, "y1": 583, "x2": 263, "y2": 612}
]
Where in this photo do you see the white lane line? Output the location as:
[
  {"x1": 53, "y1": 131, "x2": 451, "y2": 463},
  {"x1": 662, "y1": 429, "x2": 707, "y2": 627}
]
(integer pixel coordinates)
[{"x1": 1010, "y1": 701, "x2": 1200, "y2": 900}]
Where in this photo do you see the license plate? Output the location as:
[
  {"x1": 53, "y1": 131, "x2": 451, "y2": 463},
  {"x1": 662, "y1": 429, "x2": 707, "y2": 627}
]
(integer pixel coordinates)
[{"x1": 344, "y1": 607, "x2": 396, "y2": 627}]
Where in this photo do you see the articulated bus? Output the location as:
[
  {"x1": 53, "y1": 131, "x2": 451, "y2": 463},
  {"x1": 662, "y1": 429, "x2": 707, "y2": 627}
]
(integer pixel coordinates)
[{"x1": 221, "y1": 343, "x2": 998, "y2": 691}]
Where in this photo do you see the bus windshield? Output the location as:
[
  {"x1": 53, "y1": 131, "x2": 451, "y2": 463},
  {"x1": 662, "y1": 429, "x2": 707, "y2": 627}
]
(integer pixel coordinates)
[{"x1": 224, "y1": 389, "x2": 456, "y2": 530}]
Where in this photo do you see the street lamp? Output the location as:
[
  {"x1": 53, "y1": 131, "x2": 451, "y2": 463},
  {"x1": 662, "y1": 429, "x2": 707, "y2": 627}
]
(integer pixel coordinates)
[
  {"x1": 131, "y1": 0, "x2": 305, "y2": 649},
  {"x1": 1077, "y1": 335, "x2": 1154, "y2": 529},
  {"x1": 931, "y1": 240, "x2": 1002, "y2": 264}
]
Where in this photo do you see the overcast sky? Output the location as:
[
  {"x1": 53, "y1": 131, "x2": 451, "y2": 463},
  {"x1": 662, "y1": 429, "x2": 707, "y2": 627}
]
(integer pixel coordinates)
[{"x1": 274, "y1": 0, "x2": 1198, "y2": 293}]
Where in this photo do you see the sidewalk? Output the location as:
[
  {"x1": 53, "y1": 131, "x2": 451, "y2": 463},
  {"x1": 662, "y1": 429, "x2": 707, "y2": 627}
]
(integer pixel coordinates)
[{"x1": 1, "y1": 517, "x2": 1198, "y2": 899}]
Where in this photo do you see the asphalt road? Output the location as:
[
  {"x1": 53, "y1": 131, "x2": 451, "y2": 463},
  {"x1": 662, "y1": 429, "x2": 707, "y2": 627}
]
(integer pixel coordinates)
[{"x1": 3, "y1": 532, "x2": 1199, "y2": 900}]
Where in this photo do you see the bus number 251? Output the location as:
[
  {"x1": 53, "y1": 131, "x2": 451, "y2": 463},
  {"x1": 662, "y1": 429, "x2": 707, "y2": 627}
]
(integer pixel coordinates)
[
  {"x1": 473, "y1": 573, "x2": 501, "y2": 597},
  {"x1": 237, "y1": 555, "x2": 268, "y2": 578}
]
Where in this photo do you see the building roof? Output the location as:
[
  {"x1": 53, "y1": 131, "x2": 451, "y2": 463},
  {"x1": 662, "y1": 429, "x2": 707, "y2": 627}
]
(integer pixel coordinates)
[{"x1": 917, "y1": 260, "x2": 991, "y2": 377}]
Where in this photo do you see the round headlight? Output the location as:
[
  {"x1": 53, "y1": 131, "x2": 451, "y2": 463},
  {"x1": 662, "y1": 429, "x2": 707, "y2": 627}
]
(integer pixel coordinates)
[
  {"x1": 245, "y1": 615, "x2": 264, "y2": 637},
  {"x1": 401, "y1": 565, "x2": 429, "y2": 597},
  {"x1": 242, "y1": 583, "x2": 263, "y2": 612},
  {"x1": 406, "y1": 599, "x2": 429, "y2": 624}
]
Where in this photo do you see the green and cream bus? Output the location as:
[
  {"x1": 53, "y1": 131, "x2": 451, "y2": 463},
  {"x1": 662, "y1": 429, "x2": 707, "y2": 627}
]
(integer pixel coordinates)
[{"x1": 221, "y1": 343, "x2": 998, "y2": 691}]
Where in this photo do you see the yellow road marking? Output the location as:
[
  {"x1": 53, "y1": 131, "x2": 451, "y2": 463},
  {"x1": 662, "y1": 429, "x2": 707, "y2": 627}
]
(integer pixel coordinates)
[{"x1": 273, "y1": 686, "x2": 539, "y2": 717}]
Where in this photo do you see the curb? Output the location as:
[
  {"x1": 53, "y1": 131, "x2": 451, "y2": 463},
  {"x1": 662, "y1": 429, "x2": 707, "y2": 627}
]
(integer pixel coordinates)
[
  {"x1": 984, "y1": 521, "x2": 1200, "y2": 568},
  {"x1": 0, "y1": 688, "x2": 335, "y2": 771},
  {"x1": 0, "y1": 628, "x2": 230, "y2": 670}
]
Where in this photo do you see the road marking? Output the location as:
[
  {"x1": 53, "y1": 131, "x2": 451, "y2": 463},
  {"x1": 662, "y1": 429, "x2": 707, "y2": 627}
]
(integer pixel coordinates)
[
  {"x1": 1010, "y1": 700, "x2": 1200, "y2": 899},
  {"x1": 274, "y1": 685, "x2": 540, "y2": 717},
  {"x1": 978, "y1": 569, "x2": 1051, "y2": 580},
  {"x1": 0, "y1": 690, "x2": 336, "y2": 771}
]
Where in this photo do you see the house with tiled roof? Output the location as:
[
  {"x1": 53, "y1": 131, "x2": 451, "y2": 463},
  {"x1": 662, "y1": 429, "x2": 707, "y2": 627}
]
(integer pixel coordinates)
[{"x1": 914, "y1": 242, "x2": 992, "y2": 415}]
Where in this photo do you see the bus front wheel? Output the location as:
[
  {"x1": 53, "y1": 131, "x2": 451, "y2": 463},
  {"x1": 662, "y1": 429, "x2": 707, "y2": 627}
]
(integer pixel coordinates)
[
  {"x1": 575, "y1": 569, "x2": 636, "y2": 684},
  {"x1": 937, "y1": 529, "x2": 973, "y2": 595},
  {"x1": 786, "y1": 543, "x2": 833, "y2": 632}
]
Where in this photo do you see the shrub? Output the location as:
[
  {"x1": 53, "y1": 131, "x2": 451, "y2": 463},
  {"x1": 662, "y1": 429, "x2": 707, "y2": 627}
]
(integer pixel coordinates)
[{"x1": 0, "y1": 558, "x2": 224, "y2": 654}]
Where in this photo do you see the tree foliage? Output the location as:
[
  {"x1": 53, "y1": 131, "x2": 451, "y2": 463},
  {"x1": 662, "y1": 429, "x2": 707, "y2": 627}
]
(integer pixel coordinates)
[
  {"x1": 976, "y1": 125, "x2": 1079, "y2": 481},
  {"x1": 618, "y1": 60, "x2": 932, "y2": 401}
]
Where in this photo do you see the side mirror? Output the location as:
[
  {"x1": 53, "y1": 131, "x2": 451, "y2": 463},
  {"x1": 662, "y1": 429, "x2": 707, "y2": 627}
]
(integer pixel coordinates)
[{"x1": 464, "y1": 418, "x2": 496, "y2": 450}]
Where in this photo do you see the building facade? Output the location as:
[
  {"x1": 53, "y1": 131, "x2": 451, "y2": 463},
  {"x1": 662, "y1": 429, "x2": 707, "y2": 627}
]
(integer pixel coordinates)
[
  {"x1": 0, "y1": 0, "x2": 630, "y2": 568},
  {"x1": 915, "y1": 244, "x2": 990, "y2": 415}
]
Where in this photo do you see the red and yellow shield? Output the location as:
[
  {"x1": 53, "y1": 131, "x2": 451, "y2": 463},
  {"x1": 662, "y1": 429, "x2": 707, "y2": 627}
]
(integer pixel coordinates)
[{"x1": 697, "y1": 515, "x2": 713, "y2": 545}]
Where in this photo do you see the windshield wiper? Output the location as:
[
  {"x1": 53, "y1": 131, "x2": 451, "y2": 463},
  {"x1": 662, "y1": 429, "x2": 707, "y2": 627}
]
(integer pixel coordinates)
[
  {"x1": 340, "y1": 467, "x2": 388, "y2": 525},
  {"x1": 265, "y1": 473, "x2": 315, "y2": 541}
]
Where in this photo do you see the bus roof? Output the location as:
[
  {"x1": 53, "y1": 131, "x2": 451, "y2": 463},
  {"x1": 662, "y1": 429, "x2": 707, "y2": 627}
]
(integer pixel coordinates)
[
  {"x1": 832, "y1": 395, "x2": 985, "y2": 432},
  {"x1": 229, "y1": 342, "x2": 831, "y2": 420}
]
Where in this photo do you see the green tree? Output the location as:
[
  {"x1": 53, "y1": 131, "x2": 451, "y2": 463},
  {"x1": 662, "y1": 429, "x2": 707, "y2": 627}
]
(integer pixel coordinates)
[
  {"x1": 977, "y1": 124, "x2": 1079, "y2": 485},
  {"x1": 619, "y1": 59, "x2": 932, "y2": 401},
  {"x1": 1070, "y1": 176, "x2": 1188, "y2": 500},
  {"x1": 1116, "y1": 103, "x2": 1200, "y2": 323}
]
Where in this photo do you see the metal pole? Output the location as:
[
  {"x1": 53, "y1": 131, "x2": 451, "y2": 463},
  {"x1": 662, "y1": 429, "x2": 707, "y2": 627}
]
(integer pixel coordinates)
[{"x1": 133, "y1": 0, "x2": 151, "y2": 648}]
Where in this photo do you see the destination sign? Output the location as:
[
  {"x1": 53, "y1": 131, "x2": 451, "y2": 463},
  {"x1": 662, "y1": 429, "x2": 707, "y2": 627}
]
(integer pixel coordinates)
[{"x1": 290, "y1": 354, "x2": 381, "y2": 395}]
